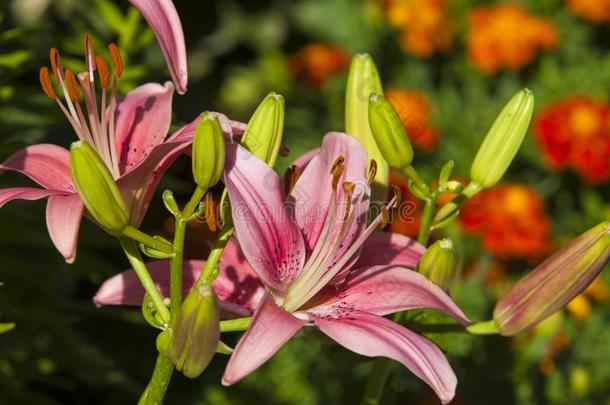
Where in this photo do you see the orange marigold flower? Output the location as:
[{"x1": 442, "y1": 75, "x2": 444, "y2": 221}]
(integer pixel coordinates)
[
  {"x1": 467, "y1": 4, "x2": 557, "y2": 74},
  {"x1": 385, "y1": 88, "x2": 441, "y2": 151},
  {"x1": 566, "y1": 0, "x2": 610, "y2": 23},
  {"x1": 460, "y1": 183, "x2": 552, "y2": 261},
  {"x1": 288, "y1": 43, "x2": 349, "y2": 88},
  {"x1": 384, "y1": 0, "x2": 453, "y2": 58},
  {"x1": 534, "y1": 96, "x2": 610, "y2": 184}
]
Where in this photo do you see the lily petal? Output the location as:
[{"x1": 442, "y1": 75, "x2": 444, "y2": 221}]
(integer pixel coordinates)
[
  {"x1": 128, "y1": 0, "x2": 188, "y2": 93},
  {"x1": 290, "y1": 148, "x2": 320, "y2": 172},
  {"x1": 46, "y1": 194, "x2": 84, "y2": 263},
  {"x1": 167, "y1": 112, "x2": 246, "y2": 143},
  {"x1": 0, "y1": 187, "x2": 67, "y2": 208},
  {"x1": 310, "y1": 265, "x2": 469, "y2": 324},
  {"x1": 289, "y1": 132, "x2": 369, "y2": 256},
  {"x1": 0, "y1": 144, "x2": 73, "y2": 191},
  {"x1": 224, "y1": 143, "x2": 306, "y2": 292},
  {"x1": 115, "y1": 82, "x2": 174, "y2": 174},
  {"x1": 93, "y1": 257, "x2": 263, "y2": 316},
  {"x1": 314, "y1": 311, "x2": 457, "y2": 404},
  {"x1": 217, "y1": 237, "x2": 265, "y2": 315},
  {"x1": 93, "y1": 259, "x2": 198, "y2": 306},
  {"x1": 222, "y1": 293, "x2": 307, "y2": 385},
  {"x1": 118, "y1": 113, "x2": 244, "y2": 226},
  {"x1": 354, "y1": 232, "x2": 425, "y2": 269}
]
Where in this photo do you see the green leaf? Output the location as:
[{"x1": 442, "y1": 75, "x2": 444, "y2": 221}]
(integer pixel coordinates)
[
  {"x1": 0, "y1": 50, "x2": 32, "y2": 68},
  {"x1": 0, "y1": 323, "x2": 15, "y2": 334},
  {"x1": 93, "y1": 0, "x2": 125, "y2": 34}
]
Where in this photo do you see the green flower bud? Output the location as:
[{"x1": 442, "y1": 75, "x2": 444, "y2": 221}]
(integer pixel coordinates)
[
  {"x1": 494, "y1": 222, "x2": 610, "y2": 336},
  {"x1": 368, "y1": 93, "x2": 414, "y2": 170},
  {"x1": 69, "y1": 141, "x2": 129, "y2": 235},
  {"x1": 345, "y1": 54, "x2": 389, "y2": 198},
  {"x1": 418, "y1": 238, "x2": 458, "y2": 290},
  {"x1": 240, "y1": 92, "x2": 284, "y2": 167},
  {"x1": 168, "y1": 284, "x2": 220, "y2": 378},
  {"x1": 192, "y1": 113, "x2": 225, "y2": 191},
  {"x1": 470, "y1": 89, "x2": 534, "y2": 189}
]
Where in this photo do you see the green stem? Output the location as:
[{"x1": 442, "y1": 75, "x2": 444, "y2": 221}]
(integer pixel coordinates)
[
  {"x1": 417, "y1": 192, "x2": 438, "y2": 245},
  {"x1": 138, "y1": 354, "x2": 174, "y2": 405},
  {"x1": 196, "y1": 223, "x2": 234, "y2": 287},
  {"x1": 432, "y1": 181, "x2": 481, "y2": 225},
  {"x1": 183, "y1": 186, "x2": 206, "y2": 219},
  {"x1": 120, "y1": 238, "x2": 170, "y2": 324},
  {"x1": 123, "y1": 226, "x2": 173, "y2": 254},
  {"x1": 220, "y1": 317, "x2": 252, "y2": 332},
  {"x1": 139, "y1": 187, "x2": 207, "y2": 405},
  {"x1": 403, "y1": 165, "x2": 430, "y2": 196},
  {"x1": 169, "y1": 217, "x2": 186, "y2": 324}
]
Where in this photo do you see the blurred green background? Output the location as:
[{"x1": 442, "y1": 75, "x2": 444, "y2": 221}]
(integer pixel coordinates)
[{"x1": 1, "y1": 0, "x2": 610, "y2": 403}]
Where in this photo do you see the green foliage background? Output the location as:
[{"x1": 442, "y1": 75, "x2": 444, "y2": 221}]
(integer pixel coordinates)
[{"x1": 0, "y1": 0, "x2": 609, "y2": 404}]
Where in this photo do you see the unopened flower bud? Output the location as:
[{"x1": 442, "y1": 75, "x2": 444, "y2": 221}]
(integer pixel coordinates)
[
  {"x1": 192, "y1": 112, "x2": 225, "y2": 191},
  {"x1": 368, "y1": 93, "x2": 414, "y2": 170},
  {"x1": 470, "y1": 89, "x2": 534, "y2": 189},
  {"x1": 345, "y1": 54, "x2": 389, "y2": 198},
  {"x1": 418, "y1": 238, "x2": 457, "y2": 290},
  {"x1": 168, "y1": 284, "x2": 220, "y2": 378},
  {"x1": 494, "y1": 222, "x2": 610, "y2": 336},
  {"x1": 69, "y1": 141, "x2": 129, "y2": 235},
  {"x1": 240, "y1": 92, "x2": 284, "y2": 167}
]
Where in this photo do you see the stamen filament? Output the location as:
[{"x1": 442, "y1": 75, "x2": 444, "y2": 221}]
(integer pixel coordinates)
[
  {"x1": 286, "y1": 195, "x2": 398, "y2": 311},
  {"x1": 78, "y1": 72, "x2": 105, "y2": 154},
  {"x1": 108, "y1": 76, "x2": 120, "y2": 175},
  {"x1": 51, "y1": 54, "x2": 83, "y2": 134}
]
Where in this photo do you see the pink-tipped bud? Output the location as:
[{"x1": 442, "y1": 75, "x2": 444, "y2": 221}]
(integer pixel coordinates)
[{"x1": 494, "y1": 222, "x2": 610, "y2": 336}]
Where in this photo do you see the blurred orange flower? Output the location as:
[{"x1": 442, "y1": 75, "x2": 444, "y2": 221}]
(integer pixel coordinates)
[
  {"x1": 385, "y1": 88, "x2": 441, "y2": 151},
  {"x1": 384, "y1": 0, "x2": 453, "y2": 58},
  {"x1": 467, "y1": 4, "x2": 557, "y2": 74},
  {"x1": 460, "y1": 183, "x2": 552, "y2": 261},
  {"x1": 288, "y1": 43, "x2": 350, "y2": 88},
  {"x1": 566, "y1": 0, "x2": 610, "y2": 23},
  {"x1": 534, "y1": 96, "x2": 610, "y2": 184},
  {"x1": 388, "y1": 169, "x2": 421, "y2": 238}
]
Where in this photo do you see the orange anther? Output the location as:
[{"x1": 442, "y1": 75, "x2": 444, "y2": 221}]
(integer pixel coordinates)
[
  {"x1": 49, "y1": 47, "x2": 60, "y2": 79},
  {"x1": 95, "y1": 55, "x2": 110, "y2": 88},
  {"x1": 108, "y1": 43, "x2": 123, "y2": 78},
  {"x1": 204, "y1": 193, "x2": 218, "y2": 232},
  {"x1": 84, "y1": 34, "x2": 96, "y2": 71},
  {"x1": 64, "y1": 69, "x2": 80, "y2": 101},
  {"x1": 368, "y1": 159, "x2": 377, "y2": 184},
  {"x1": 284, "y1": 165, "x2": 302, "y2": 194},
  {"x1": 330, "y1": 156, "x2": 345, "y2": 191},
  {"x1": 39, "y1": 67, "x2": 57, "y2": 99}
]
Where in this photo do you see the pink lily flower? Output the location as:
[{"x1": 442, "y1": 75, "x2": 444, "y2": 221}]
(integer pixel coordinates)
[
  {"x1": 128, "y1": 0, "x2": 188, "y2": 94},
  {"x1": 0, "y1": 39, "x2": 244, "y2": 263},
  {"x1": 94, "y1": 133, "x2": 469, "y2": 403}
]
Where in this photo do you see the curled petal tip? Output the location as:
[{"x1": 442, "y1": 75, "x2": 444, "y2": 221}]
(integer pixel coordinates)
[{"x1": 129, "y1": 0, "x2": 188, "y2": 94}]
